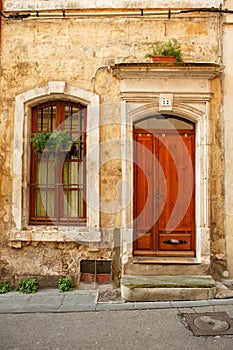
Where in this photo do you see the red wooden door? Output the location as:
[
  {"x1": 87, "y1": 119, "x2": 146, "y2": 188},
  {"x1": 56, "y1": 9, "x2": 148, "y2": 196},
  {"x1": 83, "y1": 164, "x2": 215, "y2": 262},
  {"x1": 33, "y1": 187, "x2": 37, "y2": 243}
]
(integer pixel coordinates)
[{"x1": 133, "y1": 129, "x2": 195, "y2": 257}]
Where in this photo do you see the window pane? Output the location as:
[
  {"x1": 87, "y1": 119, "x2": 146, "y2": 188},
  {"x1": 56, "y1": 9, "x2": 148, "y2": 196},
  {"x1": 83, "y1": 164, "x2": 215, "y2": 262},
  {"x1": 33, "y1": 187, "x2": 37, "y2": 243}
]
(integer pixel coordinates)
[
  {"x1": 64, "y1": 190, "x2": 84, "y2": 218},
  {"x1": 36, "y1": 190, "x2": 54, "y2": 217},
  {"x1": 36, "y1": 159, "x2": 55, "y2": 187},
  {"x1": 64, "y1": 107, "x2": 84, "y2": 137},
  {"x1": 64, "y1": 161, "x2": 83, "y2": 186},
  {"x1": 64, "y1": 105, "x2": 80, "y2": 131},
  {"x1": 69, "y1": 137, "x2": 85, "y2": 160},
  {"x1": 36, "y1": 105, "x2": 56, "y2": 131},
  {"x1": 134, "y1": 115, "x2": 194, "y2": 130}
]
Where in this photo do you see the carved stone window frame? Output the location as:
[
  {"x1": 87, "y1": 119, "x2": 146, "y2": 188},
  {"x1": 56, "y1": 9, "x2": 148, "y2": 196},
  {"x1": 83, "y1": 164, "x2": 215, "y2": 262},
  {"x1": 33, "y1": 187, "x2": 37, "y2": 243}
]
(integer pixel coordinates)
[{"x1": 11, "y1": 81, "x2": 101, "y2": 245}]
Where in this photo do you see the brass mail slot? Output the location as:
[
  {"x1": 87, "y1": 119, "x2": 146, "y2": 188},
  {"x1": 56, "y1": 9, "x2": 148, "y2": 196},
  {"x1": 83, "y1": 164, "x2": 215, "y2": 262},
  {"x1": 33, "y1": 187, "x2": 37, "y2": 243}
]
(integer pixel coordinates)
[{"x1": 159, "y1": 233, "x2": 191, "y2": 251}]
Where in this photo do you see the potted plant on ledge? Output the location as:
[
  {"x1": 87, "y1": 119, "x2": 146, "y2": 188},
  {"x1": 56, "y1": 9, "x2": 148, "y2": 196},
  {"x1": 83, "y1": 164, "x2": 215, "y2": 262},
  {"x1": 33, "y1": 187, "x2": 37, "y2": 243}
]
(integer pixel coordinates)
[
  {"x1": 31, "y1": 130, "x2": 73, "y2": 154},
  {"x1": 145, "y1": 39, "x2": 182, "y2": 63}
]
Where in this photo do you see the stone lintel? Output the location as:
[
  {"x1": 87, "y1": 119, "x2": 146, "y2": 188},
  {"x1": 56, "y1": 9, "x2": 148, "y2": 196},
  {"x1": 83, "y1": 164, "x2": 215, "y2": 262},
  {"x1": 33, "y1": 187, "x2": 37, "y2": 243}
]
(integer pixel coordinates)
[{"x1": 112, "y1": 63, "x2": 223, "y2": 80}]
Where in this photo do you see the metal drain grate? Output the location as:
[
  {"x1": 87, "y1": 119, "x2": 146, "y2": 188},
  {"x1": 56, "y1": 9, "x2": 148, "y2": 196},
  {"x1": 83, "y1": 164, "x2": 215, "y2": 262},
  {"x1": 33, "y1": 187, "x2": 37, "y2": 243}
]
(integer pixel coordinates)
[
  {"x1": 98, "y1": 289, "x2": 121, "y2": 302},
  {"x1": 222, "y1": 280, "x2": 233, "y2": 289},
  {"x1": 180, "y1": 312, "x2": 233, "y2": 336}
]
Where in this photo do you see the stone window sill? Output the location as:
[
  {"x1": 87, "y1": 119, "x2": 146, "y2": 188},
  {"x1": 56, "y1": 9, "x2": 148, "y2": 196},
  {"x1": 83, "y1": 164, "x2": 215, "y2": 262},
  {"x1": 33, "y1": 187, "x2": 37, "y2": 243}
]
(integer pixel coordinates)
[{"x1": 10, "y1": 226, "x2": 101, "y2": 245}]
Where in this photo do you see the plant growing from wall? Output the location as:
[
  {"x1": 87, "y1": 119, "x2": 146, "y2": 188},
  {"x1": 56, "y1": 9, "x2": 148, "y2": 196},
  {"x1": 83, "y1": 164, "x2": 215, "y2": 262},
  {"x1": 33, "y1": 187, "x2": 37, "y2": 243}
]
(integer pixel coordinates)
[
  {"x1": 145, "y1": 39, "x2": 182, "y2": 62},
  {"x1": 17, "y1": 278, "x2": 38, "y2": 294},
  {"x1": 0, "y1": 281, "x2": 12, "y2": 294},
  {"x1": 58, "y1": 277, "x2": 74, "y2": 292}
]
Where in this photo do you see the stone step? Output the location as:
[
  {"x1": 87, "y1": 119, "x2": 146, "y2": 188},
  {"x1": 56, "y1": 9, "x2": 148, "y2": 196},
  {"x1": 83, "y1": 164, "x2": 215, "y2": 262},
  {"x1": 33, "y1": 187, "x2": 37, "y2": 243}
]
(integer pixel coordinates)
[{"x1": 121, "y1": 275, "x2": 216, "y2": 302}]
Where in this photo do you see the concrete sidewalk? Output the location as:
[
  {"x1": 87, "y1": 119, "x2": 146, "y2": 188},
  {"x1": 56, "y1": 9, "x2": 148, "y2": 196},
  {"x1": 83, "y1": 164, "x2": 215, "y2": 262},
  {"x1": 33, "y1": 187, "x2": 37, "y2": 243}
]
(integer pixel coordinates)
[{"x1": 1, "y1": 288, "x2": 233, "y2": 313}]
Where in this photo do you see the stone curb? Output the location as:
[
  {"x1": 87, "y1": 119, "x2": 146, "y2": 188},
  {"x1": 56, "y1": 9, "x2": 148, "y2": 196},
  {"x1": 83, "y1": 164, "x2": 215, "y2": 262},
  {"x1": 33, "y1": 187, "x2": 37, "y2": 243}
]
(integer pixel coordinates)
[{"x1": 0, "y1": 290, "x2": 233, "y2": 314}]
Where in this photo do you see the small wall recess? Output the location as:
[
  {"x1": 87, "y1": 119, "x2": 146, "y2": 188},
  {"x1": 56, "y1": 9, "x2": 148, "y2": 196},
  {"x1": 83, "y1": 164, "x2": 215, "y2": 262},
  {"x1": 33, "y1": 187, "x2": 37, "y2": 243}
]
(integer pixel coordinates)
[{"x1": 80, "y1": 259, "x2": 112, "y2": 283}]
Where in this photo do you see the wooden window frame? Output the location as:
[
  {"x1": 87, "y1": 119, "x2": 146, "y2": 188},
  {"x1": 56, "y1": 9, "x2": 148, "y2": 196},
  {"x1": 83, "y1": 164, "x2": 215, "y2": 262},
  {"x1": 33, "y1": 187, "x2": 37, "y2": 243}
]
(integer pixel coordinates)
[{"x1": 30, "y1": 100, "x2": 87, "y2": 226}]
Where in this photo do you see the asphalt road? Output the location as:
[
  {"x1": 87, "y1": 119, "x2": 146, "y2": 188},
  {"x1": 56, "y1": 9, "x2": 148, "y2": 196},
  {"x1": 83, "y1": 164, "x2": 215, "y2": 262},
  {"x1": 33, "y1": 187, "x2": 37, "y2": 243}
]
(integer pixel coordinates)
[{"x1": 1, "y1": 308, "x2": 233, "y2": 350}]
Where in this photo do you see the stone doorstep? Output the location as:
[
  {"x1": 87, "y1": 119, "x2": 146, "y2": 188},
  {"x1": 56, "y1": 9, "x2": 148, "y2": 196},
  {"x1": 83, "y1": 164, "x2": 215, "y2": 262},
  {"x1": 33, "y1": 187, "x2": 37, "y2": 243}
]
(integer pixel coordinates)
[{"x1": 121, "y1": 275, "x2": 217, "y2": 302}]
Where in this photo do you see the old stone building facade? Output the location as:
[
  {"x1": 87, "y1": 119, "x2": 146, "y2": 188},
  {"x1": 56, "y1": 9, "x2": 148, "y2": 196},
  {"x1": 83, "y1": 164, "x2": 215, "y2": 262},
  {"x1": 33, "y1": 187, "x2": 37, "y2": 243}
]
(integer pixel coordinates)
[{"x1": 0, "y1": 0, "x2": 233, "y2": 299}]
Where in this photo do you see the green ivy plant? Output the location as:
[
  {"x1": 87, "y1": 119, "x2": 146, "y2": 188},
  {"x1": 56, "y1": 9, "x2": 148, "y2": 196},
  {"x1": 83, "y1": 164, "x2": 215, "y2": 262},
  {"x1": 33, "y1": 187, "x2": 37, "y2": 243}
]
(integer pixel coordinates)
[
  {"x1": 58, "y1": 277, "x2": 74, "y2": 292},
  {"x1": 30, "y1": 132, "x2": 51, "y2": 153},
  {"x1": 145, "y1": 39, "x2": 182, "y2": 62},
  {"x1": 31, "y1": 130, "x2": 73, "y2": 153},
  {"x1": 17, "y1": 278, "x2": 38, "y2": 294},
  {"x1": 47, "y1": 130, "x2": 73, "y2": 153},
  {"x1": 0, "y1": 281, "x2": 12, "y2": 294}
]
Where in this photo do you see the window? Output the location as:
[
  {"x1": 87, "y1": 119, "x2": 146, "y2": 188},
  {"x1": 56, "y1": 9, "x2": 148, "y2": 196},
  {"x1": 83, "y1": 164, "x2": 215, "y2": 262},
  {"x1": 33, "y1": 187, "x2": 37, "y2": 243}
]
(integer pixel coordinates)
[
  {"x1": 134, "y1": 114, "x2": 194, "y2": 130},
  {"x1": 30, "y1": 100, "x2": 86, "y2": 225}
]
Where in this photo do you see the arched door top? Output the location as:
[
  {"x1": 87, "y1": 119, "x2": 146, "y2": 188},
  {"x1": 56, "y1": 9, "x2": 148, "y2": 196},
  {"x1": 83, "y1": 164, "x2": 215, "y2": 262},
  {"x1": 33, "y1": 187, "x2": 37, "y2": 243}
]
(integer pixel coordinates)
[{"x1": 134, "y1": 114, "x2": 195, "y2": 131}]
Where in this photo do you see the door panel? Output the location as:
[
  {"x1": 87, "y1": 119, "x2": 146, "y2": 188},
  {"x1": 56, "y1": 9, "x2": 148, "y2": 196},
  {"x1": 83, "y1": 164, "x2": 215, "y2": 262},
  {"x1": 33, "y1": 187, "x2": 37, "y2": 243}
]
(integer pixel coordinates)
[
  {"x1": 133, "y1": 129, "x2": 195, "y2": 257},
  {"x1": 133, "y1": 133, "x2": 155, "y2": 253},
  {"x1": 134, "y1": 134, "x2": 154, "y2": 231}
]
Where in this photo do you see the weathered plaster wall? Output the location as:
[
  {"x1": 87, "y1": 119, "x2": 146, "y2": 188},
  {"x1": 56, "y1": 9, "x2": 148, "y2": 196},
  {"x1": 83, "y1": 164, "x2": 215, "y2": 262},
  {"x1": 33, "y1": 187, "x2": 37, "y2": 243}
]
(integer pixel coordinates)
[
  {"x1": 0, "y1": 3, "x2": 227, "y2": 284},
  {"x1": 3, "y1": 0, "x2": 224, "y2": 11},
  {"x1": 223, "y1": 3, "x2": 233, "y2": 278},
  {"x1": 209, "y1": 77, "x2": 226, "y2": 279}
]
